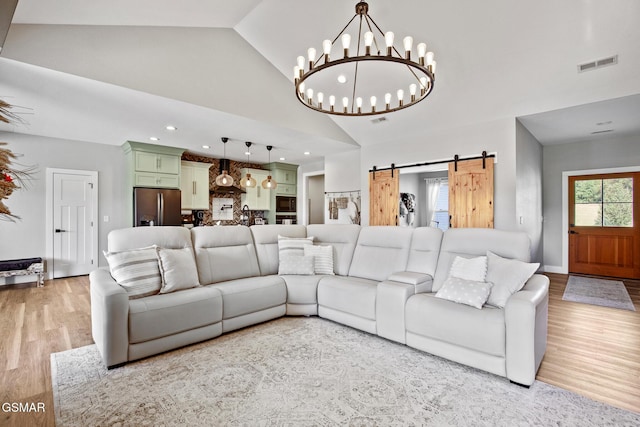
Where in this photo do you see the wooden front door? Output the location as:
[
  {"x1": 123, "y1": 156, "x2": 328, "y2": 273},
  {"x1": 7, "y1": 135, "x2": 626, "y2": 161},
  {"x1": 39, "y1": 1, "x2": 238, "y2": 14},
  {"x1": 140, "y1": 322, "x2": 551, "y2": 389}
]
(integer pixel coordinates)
[
  {"x1": 369, "y1": 169, "x2": 399, "y2": 226},
  {"x1": 448, "y1": 158, "x2": 494, "y2": 228},
  {"x1": 569, "y1": 172, "x2": 640, "y2": 279}
]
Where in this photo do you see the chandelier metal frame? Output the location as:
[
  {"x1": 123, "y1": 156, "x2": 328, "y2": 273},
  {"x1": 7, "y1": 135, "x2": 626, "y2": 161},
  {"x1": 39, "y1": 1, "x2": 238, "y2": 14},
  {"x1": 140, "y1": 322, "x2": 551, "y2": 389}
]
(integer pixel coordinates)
[{"x1": 294, "y1": 1, "x2": 436, "y2": 117}]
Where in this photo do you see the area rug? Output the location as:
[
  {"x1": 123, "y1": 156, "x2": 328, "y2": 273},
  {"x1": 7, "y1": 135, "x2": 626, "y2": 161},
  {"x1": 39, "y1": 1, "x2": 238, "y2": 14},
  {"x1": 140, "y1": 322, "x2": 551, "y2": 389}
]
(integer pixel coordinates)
[
  {"x1": 51, "y1": 318, "x2": 640, "y2": 426},
  {"x1": 563, "y1": 275, "x2": 636, "y2": 311}
]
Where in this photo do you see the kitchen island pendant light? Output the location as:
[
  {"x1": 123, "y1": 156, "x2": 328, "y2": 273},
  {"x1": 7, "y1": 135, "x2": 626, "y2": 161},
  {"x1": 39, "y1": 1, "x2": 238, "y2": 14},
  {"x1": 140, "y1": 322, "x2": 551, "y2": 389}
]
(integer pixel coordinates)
[
  {"x1": 240, "y1": 141, "x2": 257, "y2": 188},
  {"x1": 215, "y1": 137, "x2": 234, "y2": 187},
  {"x1": 261, "y1": 145, "x2": 278, "y2": 190}
]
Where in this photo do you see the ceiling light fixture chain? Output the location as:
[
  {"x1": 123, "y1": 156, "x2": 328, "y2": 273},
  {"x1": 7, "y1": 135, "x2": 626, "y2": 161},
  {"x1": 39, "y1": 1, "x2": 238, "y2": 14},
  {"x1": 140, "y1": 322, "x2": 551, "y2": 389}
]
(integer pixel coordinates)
[{"x1": 294, "y1": 1, "x2": 436, "y2": 117}]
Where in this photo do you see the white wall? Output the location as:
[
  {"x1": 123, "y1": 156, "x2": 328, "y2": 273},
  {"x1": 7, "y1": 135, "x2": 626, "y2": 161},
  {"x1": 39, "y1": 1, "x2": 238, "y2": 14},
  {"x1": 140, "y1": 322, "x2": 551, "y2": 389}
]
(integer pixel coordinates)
[
  {"x1": 324, "y1": 149, "x2": 361, "y2": 193},
  {"x1": 515, "y1": 120, "x2": 544, "y2": 263},
  {"x1": 360, "y1": 118, "x2": 517, "y2": 227},
  {"x1": 0, "y1": 133, "x2": 129, "y2": 283},
  {"x1": 542, "y1": 133, "x2": 640, "y2": 271}
]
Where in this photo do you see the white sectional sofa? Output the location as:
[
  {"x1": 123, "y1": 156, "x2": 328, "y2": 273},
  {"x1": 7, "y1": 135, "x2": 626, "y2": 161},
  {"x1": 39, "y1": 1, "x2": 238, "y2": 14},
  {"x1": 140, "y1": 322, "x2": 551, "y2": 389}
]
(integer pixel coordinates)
[{"x1": 90, "y1": 224, "x2": 549, "y2": 386}]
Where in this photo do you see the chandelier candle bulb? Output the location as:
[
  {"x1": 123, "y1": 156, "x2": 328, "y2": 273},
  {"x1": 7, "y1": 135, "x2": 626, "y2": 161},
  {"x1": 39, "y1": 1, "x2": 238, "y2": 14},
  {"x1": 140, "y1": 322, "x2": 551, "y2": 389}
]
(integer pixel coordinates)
[
  {"x1": 342, "y1": 96, "x2": 349, "y2": 113},
  {"x1": 297, "y1": 56, "x2": 305, "y2": 71},
  {"x1": 364, "y1": 31, "x2": 374, "y2": 55},
  {"x1": 426, "y1": 51, "x2": 435, "y2": 65},
  {"x1": 385, "y1": 31, "x2": 395, "y2": 55},
  {"x1": 420, "y1": 77, "x2": 428, "y2": 95},
  {"x1": 317, "y1": 92, "x2": 324, "y2": 109},
  {"x1": 410, "y1": 83, "x2": 417, "y2": 102},
  {"x1": 397, "y1": 89, "x2": 404, "y2": 107},
  {"x1": 417, "y1": 43, "x2": 427, "y2": 65},
  {"x1": 356, "y1": 97, "x2": 363, "y2": 113},
  {"x1": 323, "y1": 39, "x2": 332, "y2": 62},
  {"x1": 307, "y1": 88, "x2": 314, "y2": 105},
  {"x1": 308, "y1": 47, "x2": 317, "y2": 69},
  {"x1": 385, "y1": 92, "x2": 392, "y2": 110},
  {"x1": 294, "y1": 66, "x2": 300, "y2": 82},
  {"x1": 329, "y1": 95, "x2": 336, "y2": 112},
  {"x1": 370, "y1": 96, "x2": 377, "y2": 112},
  {"x1": 403, "y1": 36, "x2": 413, "y2": 60},
  {"x1": 430, "y1": 60, "x2": 437, "y2": 74},
  {"x1": 342, "y1": 34, "x2": 351, "y2": 57}
]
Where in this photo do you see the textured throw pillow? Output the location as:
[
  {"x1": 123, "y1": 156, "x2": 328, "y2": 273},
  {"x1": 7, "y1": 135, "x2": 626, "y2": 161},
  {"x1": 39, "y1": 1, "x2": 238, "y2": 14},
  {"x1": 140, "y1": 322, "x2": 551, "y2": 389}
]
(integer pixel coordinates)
[
  {"x1": 278, "y1": 235, "x2": 314, "y2": 259},
  {"x1": 103, "y1": 246, "x2": 162, "y2": 299},
  {"x1": 278, "y1": 255, "x2": 315, "y2": 275},
  {"x1": 485, "y1": 251, "x2": 540, "y2": 308},
  {"x1": 156, "y1": 247, "x2": 200, "y2": 294},
  {"x1": 303, "y1": 245, "x2": 335, "y2": 275},
  {"x1": 435, "y1": 277, "x2": 493, "y2": 309},
  {"x1": 448, "y1": 255, "x2": 488, "y2": 282}
]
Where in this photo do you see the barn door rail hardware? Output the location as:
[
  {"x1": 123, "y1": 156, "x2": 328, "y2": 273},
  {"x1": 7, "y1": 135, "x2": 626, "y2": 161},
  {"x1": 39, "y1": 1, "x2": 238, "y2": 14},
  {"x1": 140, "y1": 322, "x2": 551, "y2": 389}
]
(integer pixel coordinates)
[{"x1": 370, "y1": 151, "x2": 494, "y2": 176}]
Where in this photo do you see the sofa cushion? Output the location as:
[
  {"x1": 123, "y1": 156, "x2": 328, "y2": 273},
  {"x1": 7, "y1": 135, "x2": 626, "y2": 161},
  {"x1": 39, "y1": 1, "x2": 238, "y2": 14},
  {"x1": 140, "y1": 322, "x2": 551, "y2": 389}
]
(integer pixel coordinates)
[
  {"x1": 348, "y1": 226, "x2": 414, "y2": 281},
  {"x1": 435, "y1": 277, "x2": 492, "y2": 309},
  {"x1": 251, "y1": 225, "x2": 307, "y2": 275},
  {"x1": 406, "y1": 293, "x2": 505, "y2": 357},
  {"x1": 156, "y1": 247, "x2": 200, "y2": 293},
  {"x1": 191, "y1": 226, "x2": 260, "y2": 285},
  {"x1": 280, "y1": 275, "x2": 323, "y2": 305},
  {"x1": 103, "y1": 246, "x2": 162, "y2": 299},
  {"x1": 485, "y1": 251, "x2": 539, "y2": 308},
  {"x1": 306, "y1": 224, "x2": 361, "y2": 276},
  {"x1": 208, "y1": 275, "x2": 286, "y2": 319},
  {"x1": 278, "y1": 255, "x2": 315, "y2": 275},
  {"x1": 108, "y1": 226, "x2": 192, "y2": 252},
  {"x1": 128, "y1": 286, "x2": 223, "y2": 344},
  {"x1": 433, "y1": 228, "x2": 531, "y2": 292},
  {"x1": 317, "y1": 276, "x2": 378, "y2": 320},
  {"x1": 449, "y1": 255, "x2": 488, "y2": 282},
  {"x1": 304, "y1": 244, "x2": 335, "y2": 275},
  {"x1": 405, "y1": 227, "x2": 443, "y2": 277}
]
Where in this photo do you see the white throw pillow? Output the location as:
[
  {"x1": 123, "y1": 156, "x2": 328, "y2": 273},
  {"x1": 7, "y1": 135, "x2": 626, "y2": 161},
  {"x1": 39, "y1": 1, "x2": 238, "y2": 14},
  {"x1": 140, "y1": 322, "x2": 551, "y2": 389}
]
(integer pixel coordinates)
[
  {"x1": 435, "y1": 277, "x2": 493, "y2": 309},
  {"x1": 448, "y1": 255, "x2": 488, "y2": 282},
  {"x1": 303, "y1": 245, "x2": 335, "y2": 275},
  {"x1": 485, "y1": 251, "x2": 539, "y2": 308},
  {"x1": 278, "y1": 255, "x2": 315, "y2": 275},
  {"x1": 103, "y1": 246, "x2": 162, "y2": 299},
  {"x1": 156, "y1": 247, "x2": 200, "y2": 294},
  {"x1": 278, "y1": 235, "x2": 314, "y2": 259}
]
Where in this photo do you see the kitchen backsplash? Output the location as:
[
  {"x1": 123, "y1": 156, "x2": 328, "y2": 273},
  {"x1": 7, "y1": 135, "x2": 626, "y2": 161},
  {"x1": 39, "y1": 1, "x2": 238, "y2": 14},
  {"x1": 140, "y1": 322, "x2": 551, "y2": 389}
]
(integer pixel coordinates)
[{"x1": 182, "y1": 152, "x2": 266, "y2": 225}]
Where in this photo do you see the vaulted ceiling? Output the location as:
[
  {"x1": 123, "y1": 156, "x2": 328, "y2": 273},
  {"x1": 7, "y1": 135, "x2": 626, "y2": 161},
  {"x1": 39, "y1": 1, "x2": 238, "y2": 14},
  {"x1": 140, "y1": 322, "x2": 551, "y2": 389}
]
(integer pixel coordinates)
[{"x1": 1, "y1": 0, "x2": 639, "y2": 164}]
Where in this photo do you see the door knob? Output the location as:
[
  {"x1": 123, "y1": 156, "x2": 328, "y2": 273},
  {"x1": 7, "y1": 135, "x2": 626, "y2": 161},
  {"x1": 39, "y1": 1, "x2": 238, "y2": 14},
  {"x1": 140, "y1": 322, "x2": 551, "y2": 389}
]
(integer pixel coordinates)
[{"x1": 569, "y1": 230, "x2": 578, "y2": 234}]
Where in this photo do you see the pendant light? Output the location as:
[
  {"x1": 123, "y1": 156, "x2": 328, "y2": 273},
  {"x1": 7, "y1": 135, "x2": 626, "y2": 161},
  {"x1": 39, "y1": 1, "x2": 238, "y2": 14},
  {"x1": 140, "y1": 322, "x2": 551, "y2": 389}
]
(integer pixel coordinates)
[
  {"x1": 215, "y1": 137, "x2": 234, "y2": 187},
  {"x1": 261, "y1": 145, "x2": 278, "y2": 190},
  {"x1": 240, "y1": 141, "x2": 257, "y2": 188}
]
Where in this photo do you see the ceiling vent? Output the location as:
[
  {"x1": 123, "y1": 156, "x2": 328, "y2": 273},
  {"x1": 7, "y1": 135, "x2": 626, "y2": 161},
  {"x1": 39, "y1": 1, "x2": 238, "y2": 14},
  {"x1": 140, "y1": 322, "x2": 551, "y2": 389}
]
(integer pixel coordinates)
[
  {"x1": 371, "y1": 116, "x2": 388, "y2": 124},
  {"x1": 578, "y1": 55, "x2": 618, "y2": 73},
  {"x1": 591, "y1": 129, "x2": 614, "y2": 135}
]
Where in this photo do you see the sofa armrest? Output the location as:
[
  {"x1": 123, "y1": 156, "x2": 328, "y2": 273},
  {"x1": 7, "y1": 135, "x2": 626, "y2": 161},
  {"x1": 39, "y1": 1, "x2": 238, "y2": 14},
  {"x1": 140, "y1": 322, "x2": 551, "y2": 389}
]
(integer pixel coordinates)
[
  {"x1": 89, "y1": 267, "x2": 130, "y2": 368},
  {"x1": 504, "y1": 273, "x2": 549, "y2": 385},
  {"x1": 386, "y1": 271, "x2": 433, "y2": 293}
]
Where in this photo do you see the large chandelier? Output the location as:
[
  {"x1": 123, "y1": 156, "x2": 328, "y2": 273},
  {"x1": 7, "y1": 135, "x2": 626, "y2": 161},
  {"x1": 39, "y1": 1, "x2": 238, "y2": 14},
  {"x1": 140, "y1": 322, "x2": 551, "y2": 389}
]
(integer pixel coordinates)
[{"x1": 294, "y1": 1, "x2": 436, "y2": 117}]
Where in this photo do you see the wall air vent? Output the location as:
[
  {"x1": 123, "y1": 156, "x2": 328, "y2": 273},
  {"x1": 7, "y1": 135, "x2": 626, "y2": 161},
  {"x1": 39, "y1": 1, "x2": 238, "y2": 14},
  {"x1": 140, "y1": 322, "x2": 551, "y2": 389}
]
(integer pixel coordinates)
[
  {"x1": 371, "y1": 116, "x2": 387, "y2": 124},
  {"x1": 578, "y1": 55, "x2": 618, "y2": 73}
]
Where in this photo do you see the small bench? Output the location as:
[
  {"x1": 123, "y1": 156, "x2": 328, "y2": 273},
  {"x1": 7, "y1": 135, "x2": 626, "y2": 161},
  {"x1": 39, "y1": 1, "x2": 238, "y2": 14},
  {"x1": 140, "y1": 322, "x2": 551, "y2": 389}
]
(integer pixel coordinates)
[{"x1": 0, "y1": 258, "x2": 45, "y2": 287}]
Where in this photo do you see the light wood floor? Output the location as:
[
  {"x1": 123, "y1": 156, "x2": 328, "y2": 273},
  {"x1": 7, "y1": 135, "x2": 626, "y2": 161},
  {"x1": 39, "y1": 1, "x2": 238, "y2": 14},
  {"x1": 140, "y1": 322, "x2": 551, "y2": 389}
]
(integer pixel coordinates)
[{"x1": 0, "y1": 274, "x2": 638, "y2": 426}]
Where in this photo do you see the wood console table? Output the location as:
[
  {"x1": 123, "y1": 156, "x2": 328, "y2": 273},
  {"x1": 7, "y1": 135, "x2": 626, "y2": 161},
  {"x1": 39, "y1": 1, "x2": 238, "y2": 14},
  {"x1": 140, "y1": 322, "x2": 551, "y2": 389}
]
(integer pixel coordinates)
[{"x1": 0, "y1": 258, "x2": 45, "y2": 287}]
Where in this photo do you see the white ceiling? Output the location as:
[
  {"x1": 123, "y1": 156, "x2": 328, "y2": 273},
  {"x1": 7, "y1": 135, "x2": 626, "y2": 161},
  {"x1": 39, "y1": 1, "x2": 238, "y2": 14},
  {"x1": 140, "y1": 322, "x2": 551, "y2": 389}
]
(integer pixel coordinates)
[{"x1": 2, "y1": 0, "x2": 640, "y2": 163}]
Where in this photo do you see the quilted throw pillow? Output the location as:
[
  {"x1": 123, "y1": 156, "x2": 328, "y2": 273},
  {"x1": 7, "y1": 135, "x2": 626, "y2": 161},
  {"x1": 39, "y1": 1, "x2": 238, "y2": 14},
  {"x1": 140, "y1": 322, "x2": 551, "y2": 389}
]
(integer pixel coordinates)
[
  {"x1": 448, "y1": 255, "x2": 488, "y2": 282},
  {"x1": 103, "y1": 246, "x2": 162, "y2": 299},
  {"x1": 485, "y1": 251, "x2": 539, "y2": 308},
  {"x1": 156, "y1": 247, "x2": 201, "y2": 294},
  {"x1": 278, "y1": 255, "x2": 315, "y2": 275},
  {"x1": 303, "y1": 245, "x2": 335, "y2": 275},
  {"x1": 435, "y1": 277, "x2": 493, "y2": 309}
]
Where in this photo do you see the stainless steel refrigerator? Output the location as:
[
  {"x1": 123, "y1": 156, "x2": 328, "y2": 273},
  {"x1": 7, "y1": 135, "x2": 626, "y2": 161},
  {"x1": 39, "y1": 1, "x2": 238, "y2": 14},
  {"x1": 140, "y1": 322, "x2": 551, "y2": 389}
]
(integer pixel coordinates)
[{"x1": 133, "y1": 187, "x2": 182, "y2": 226}]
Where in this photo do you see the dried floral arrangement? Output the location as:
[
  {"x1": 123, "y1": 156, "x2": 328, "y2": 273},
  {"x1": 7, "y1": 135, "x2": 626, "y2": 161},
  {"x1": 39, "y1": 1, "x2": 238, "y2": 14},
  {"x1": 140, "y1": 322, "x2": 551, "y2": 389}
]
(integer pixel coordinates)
[{"x1": 1, "y1": 100, "x2": 35, "y2": 220}]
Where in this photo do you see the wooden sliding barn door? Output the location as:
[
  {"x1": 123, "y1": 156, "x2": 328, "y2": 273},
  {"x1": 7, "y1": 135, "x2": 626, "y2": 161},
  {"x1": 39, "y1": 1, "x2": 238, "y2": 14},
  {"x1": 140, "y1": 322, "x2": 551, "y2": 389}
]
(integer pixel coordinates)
[
  {"x1": 448, "y1": 158, "x2": 494, "y2": 228},
  {"x1": 369, "y1": 170, "x2": 399, "y2": 225}
]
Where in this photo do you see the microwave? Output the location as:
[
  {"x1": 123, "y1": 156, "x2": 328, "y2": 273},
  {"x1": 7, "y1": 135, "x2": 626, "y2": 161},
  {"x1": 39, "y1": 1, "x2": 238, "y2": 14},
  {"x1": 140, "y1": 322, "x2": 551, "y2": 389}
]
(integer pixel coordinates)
[{"x1": 276, "y1": 196, "x2": 296, "y2": 213}]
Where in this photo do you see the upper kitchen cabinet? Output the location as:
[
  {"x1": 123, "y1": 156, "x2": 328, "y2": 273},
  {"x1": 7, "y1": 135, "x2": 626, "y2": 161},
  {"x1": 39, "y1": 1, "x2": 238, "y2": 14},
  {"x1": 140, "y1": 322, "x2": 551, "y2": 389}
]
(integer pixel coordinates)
[
  {"x1": 123, "y1": 141, "x2": 184, "y2": 189},
  {"x1": 267, "y1": 162, "x2": 298, "y2": 196},
  {"x1": 240, "y1": 168, "x2": 271, "y2": 210},
  {"x1": 181, "y1": 161, "x2": 212, "y2": 210}
]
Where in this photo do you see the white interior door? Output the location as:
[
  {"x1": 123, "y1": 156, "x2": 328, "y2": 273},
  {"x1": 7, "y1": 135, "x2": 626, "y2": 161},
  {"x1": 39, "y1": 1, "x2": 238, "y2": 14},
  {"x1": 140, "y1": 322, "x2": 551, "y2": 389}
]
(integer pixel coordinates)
[{"x1": 50, "y1": 169, "x2": 98, "y2": 278}]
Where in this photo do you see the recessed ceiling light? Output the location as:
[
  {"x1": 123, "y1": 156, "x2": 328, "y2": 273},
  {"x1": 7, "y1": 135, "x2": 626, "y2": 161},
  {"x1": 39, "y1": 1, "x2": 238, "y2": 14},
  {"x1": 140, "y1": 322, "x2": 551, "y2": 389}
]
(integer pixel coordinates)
[
  {"x1": 304, "y1": 151, "x2": 311, "y2": 155},
  {"x1": 202, "y1": 145, "x2": 210, "y2": 149},
  {"x1": 279, "y1": 157, "x2": 286, "y2": 161},
  {"x1": 166, "y1": 125, "x2": 177, "y2": 131},
  {"x1": 150, "y1": 137, "x2": 159, "y2": 141},
  {"x1": 337, "y1": 75, "x2": 347, "y2": 84}
]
